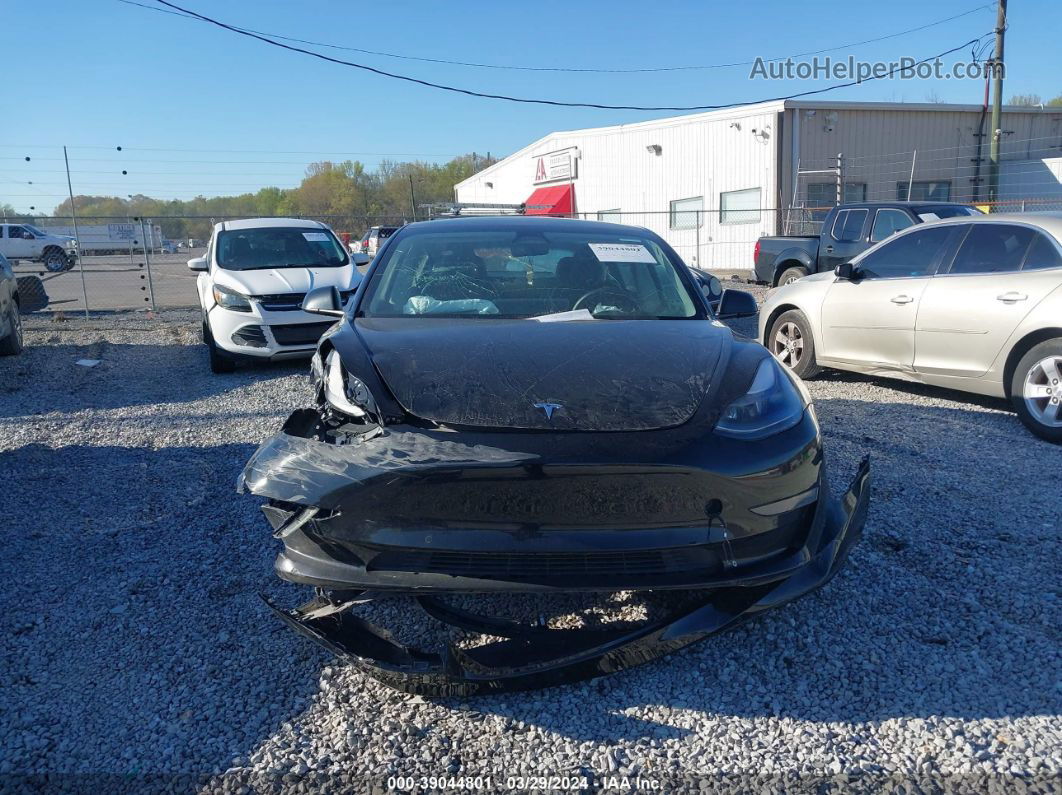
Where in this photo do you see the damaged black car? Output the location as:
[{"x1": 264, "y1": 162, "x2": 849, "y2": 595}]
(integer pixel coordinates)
[{"x1": 239, "y1": 216, "x2": 870, "y2": 696}]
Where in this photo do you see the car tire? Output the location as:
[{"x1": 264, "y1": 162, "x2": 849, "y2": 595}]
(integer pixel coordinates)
[
  {"x1": 42, "y1": 247, "x2": 69, "y2": 273},
  {"x1": 1010, "y1": 338, "x2": 1062, "y2": 444},
  {"x1": 769, "y1": 309, "x2": 820, "y2": 379},
  {"x1": 203, "y1": 320, "x2": 235, "y2": 374},
  {"x1": 777, "y1": 266, "x2": 808, "y2": 287},
  {"x1": 0, "y1": 301, "x2": 24, "y2": 356}
]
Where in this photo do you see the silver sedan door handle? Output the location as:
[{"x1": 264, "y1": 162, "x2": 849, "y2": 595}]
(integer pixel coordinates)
[
  {"x1": 890, "y1": 294, "x2": 914, "y2": 305},
  {"x1": 996, "y1": 291, "x2": 1028, "y2": 303}
]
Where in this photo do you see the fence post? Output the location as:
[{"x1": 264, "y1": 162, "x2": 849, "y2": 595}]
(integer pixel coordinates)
[
  {"x1": 695, "y1": 211, "x2": 701, "y2": 266},
  {"x1": 63, "y1": 145, "x2": 90, "y2": 318},
  {"x1": 835, "y1": 153, "x2": 843, "y2": 205},
  {"x1": 139, "y1": 217, "x2": 157, "y2": 312},
  {"x1": 907, "y1": 151, "x2": 918, "y2": 200}
]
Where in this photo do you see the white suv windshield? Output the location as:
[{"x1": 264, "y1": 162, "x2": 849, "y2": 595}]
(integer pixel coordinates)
[{"x1": 216, "y1": 227, "x2": 348, "y2": 270}]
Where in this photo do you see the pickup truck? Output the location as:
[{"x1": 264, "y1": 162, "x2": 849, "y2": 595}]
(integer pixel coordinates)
[
  {"x1": 753, "y1": 201, "x2": 982, "y2": 286},
  {"x1": 0, "y1": 223, "x2": 78, "y2": 272}
]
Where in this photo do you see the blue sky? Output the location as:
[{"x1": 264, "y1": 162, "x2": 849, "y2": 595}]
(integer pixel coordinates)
[{"x1": 5, "y1": 0, "x2": 1060, "y2": 212}]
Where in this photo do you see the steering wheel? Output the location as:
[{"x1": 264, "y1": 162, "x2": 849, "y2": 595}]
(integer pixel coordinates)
[{"x1": 572, "y1": 287, "x2": 640, "y2": 315}]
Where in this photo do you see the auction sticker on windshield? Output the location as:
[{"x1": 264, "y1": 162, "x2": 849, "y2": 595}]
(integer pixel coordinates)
[
  {"x1": 302, "y1": 232, "x2": 331, "y2": 242},
  {"x1": 588, "y1": 242, "x2": 656, "y2": 263}
]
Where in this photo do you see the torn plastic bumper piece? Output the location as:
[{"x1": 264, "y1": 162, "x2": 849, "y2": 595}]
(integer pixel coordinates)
[{"x1": 264, "y1": 456, "x2": 870, "y2": 696}]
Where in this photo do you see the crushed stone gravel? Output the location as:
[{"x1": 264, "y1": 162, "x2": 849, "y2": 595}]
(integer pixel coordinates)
[{"x1": 0, "y1": 292, "x2": 1059, "y2": 792}]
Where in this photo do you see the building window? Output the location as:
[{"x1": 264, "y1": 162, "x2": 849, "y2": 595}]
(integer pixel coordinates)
[
  {"x1": 897, "y1": 181, "x2": 951, "y2": 201},
  {"x1": 720, "y1": 188, "x2": 761, "y2": 225},
  {"x1": 597, "y1": 209, "x2": 622, "y2": 223},
  {"x1": 669, "y1": 196, "x2": 702, "y2": 230},
  {"x1": 807, "y1": 182, "x2": 866, "y2": 207}
]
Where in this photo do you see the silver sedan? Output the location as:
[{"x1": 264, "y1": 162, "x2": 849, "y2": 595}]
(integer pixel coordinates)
[{"x1": 758, "y1": 212, "x2": 1062, "y2": 443}]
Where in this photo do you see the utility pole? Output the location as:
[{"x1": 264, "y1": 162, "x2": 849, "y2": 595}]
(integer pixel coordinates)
[
  {"x1": 408, "y1": 175, "x2": 417, "y2": 222},
  {"x1": 63, "y1": 145, "x2": 90, "y2": 318},
  {"x1": 987, "y1": 0, "x2": 1007, "y2": 208}
]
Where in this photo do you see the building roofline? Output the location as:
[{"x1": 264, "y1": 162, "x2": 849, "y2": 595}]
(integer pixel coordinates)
[{"x1": 455, "y1": 99, "x2": 1058, "y2": 191}]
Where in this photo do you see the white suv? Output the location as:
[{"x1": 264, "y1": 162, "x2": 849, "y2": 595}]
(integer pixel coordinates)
[{"x1": 189, "y1": 218, "x2": 366, "y2": 373}]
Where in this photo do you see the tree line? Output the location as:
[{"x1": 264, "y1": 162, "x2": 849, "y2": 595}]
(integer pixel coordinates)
[{"x1": 1, "y1": 153, "x2": 498, "y2": 241}]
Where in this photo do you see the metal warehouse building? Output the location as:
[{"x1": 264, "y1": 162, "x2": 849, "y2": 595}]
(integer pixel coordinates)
[{"x1": 454, "y1": 100, "x2": 1062, "y2": 270}]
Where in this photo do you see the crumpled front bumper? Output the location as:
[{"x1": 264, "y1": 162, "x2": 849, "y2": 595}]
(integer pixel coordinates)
[{"x1": 262, "y1": 457, "x2": 869, "y2": 696}]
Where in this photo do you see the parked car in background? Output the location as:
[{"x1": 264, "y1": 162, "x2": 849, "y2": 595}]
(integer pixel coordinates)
[
  {"x1": 356, "y1": 225, "x2": 400, "y2": 258},
  {"x1": 161, "y1": 240, "x2": 178, "y2": 254},
  {"x1": 189, "y1": 218, "x2": 367, "y2": 373},
  {"x1": 0, "y1": 253, "x2": 24, "y2": 355},
  {"x1": 0, "y1": 223, "x2": 77, "y2": 272},
  {"x1": 754, "y1": 202, "x2": 982, "y2": 287},
  {"x1": 759, "y1": 213, "x2": 1062, "y2": 442}
]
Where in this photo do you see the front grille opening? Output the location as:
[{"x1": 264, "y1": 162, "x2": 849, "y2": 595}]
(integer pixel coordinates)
[
  {"x1": 270, "y1": 321, "x2": 336, "y2": 346},
  {"x1": 366, "y1": 546, "x2": 721, "y2": 584}
]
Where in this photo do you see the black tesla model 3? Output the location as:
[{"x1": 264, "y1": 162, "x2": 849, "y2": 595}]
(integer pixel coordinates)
[{"x1": 239, "y1": 215, "x2": 870, "y2": 695}]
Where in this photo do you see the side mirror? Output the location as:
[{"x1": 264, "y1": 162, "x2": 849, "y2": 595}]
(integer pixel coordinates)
[
  {"x1": 302, "y1": 285, "x2": 345, "y2": 317},
  {"x1": 187, "y1": 256, "x2": 207, "y2": 272},
  {"x1": 351, "y1": 252, "x2": 370, "y2": 266},
  {"x1": 834, "y1": 262, "x2": 857, "y2": 280},
  {"x1": 716, "y1": 289, "x2": 758, "y2": 320}
]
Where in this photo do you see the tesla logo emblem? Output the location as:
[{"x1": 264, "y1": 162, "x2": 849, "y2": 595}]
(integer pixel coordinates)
[{"x1": 533, "y1": 402, "x2": 563, "y2": 420}]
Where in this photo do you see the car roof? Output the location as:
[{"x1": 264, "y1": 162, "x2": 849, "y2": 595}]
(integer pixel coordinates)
[
  {"x1": 215, "y1": 217, "x2": 327, "y2": 232},
  {"x1": 917, "y1": 211, "x2": 1062, "y2": 236},
  {"x1": 398, "y1": 215, "x2": 650, "y2": 236}
]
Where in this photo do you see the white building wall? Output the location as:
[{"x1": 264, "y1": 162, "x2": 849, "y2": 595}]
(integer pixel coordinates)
[{"x1": 457, "y1": 102, "x2": 785, "y2": 270}]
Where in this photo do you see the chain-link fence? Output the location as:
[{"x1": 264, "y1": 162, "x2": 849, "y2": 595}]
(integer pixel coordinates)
[
  {"x1": 5, "y1": 214, "x2": 412, "y2": 314},
  {"x1": 785, "y1": 135, "x2": 1062, "y2": 234},
  {"x1": 9, "y1": 152, "x2": 1062, "y2": 315}
]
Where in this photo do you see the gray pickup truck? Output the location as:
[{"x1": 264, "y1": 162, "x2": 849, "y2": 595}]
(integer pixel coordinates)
[{"x1": 753, "y1": 201, "x2": 982, "y2": 286}]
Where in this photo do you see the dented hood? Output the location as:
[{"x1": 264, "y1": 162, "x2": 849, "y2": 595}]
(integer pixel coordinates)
[{"x1": 353, "y1": 317, "x2": 729, "y2": 431}]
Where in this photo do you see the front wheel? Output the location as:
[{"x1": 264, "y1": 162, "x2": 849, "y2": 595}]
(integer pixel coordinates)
[
  {"x1": 1011, "y1": 339, "x2": 1062, "y2": 444},
  {"x1": 769, "y1": 309, "x2": 820, "y2": 379},
  {"x1": 203, "y1": 320, "x2": 235, "y2": 374},
  {"x1": 777, "y1": 266, "x2": 808, "y2": 287},
  {"x1": 0, "y1": 302, "x2": 23, "y2": 356},
  {"x1": 42, "y1": 248, "x2": 70, "y2": 273}
]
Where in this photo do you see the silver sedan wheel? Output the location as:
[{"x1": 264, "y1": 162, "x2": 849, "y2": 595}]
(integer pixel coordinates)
[
  {"x1": 773, "y1": 321, "x2": 805, "y2": 368},
  {"x1": 1023, "y1": 355, "x2": 1062, "y2": 428}
]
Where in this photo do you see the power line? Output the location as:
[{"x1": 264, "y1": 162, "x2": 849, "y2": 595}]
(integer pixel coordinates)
[
  {"x1": 153, "y1": 1, "x2": 991, "y2": 112},
  {"x1": 117, "y1": 0, "x2": 994, "y2": 74}
]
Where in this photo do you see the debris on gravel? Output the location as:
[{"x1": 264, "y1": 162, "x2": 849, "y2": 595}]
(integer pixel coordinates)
[{"x1": 0, "y1": 303, "x2": 1058, "y2": 791}]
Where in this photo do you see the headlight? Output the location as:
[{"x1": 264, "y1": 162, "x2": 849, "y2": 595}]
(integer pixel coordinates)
[
  {"x1": 322, "y1": 350, "x2": 379, "y2": 421},
  {"x1": 212, "y1": 284, "x2": 252, "y2": 312},
  {"x1": 715, "y1": 358, "x2": 806, "y2": 440}
]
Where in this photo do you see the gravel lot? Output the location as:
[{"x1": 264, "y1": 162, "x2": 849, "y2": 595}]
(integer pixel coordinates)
[{"x1": 1, "y1": 284, "x2": 1059, "y2": 792}]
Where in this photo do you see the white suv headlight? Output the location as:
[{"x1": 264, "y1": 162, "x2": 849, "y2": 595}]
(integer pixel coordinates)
[
  {"x1": 715, "y1": 358, "x2": 807, "y2": 440},
  {"x1": 212, "y1": 284, "x2": 252, "y2": 312}
]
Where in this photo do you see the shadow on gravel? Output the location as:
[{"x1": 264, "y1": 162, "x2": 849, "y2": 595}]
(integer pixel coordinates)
[
  {"x1": 0, "y1": 342, "x2": 306, "y2": 418},
  {"x1": 0, "y1": 442, "x2": 325, "y2": 775}
]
